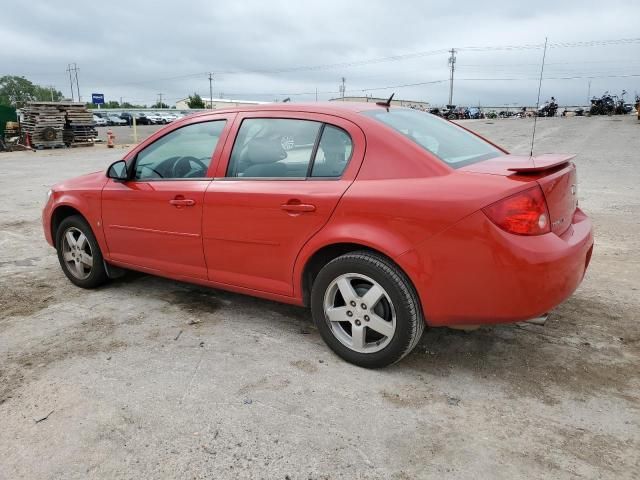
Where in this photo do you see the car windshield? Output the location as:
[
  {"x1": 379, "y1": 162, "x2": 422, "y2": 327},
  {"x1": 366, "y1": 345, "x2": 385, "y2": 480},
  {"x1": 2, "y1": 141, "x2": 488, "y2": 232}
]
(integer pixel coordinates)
[{"x1": 364, "y1": 108, "x2": 503, "y2": 168}]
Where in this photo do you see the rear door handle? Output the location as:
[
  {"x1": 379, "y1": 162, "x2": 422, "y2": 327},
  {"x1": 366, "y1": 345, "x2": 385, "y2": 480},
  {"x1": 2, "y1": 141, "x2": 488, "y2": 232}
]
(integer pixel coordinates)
[
  {"x1": 169, "y1": 198, "x2": 196, "y2": 207},
  {"x1": 280, "y1": 202, "x2": 316, "y2": 213}
]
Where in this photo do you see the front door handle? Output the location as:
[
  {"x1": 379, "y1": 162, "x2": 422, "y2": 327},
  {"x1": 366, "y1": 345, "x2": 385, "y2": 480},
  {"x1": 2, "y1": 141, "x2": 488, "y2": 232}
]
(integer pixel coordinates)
[
  {"x1": 169, "y1": 198, "x2": 196, "y2": 207},
  {"x1": 280, "y1": 202, "x2": 316, "y2": 213}
]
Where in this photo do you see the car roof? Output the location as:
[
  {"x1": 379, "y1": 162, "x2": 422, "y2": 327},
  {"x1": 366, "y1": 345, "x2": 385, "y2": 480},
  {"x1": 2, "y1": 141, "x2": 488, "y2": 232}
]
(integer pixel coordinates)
[{"x1": 184, "y1": 101, "x2": 388, "y2": 120}]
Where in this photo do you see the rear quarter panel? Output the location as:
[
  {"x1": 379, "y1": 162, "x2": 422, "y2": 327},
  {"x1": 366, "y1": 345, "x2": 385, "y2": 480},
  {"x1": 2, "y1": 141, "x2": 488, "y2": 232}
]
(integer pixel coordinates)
[{"x1": 293, "y1": 171, "x2": 539, "y2": 300}]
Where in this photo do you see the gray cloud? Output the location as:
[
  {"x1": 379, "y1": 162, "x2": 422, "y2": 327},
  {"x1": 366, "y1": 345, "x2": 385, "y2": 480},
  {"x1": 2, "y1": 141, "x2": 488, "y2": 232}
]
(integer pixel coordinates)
[{"x1": 1, "y1": 0, "x2": 639, "y2": 107}]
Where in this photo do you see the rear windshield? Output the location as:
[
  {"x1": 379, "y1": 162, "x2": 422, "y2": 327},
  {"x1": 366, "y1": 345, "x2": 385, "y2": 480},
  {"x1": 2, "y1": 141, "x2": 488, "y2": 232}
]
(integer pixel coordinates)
[{"x1": 364, "y1": 108, "x2": 503, "y2": 168}]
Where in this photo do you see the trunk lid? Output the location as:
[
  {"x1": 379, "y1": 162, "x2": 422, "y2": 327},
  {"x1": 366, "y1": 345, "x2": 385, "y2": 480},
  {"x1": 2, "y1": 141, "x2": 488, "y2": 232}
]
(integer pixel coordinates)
[{"x1": 461, "y1": 154, "x2": 579, "y2": 235}]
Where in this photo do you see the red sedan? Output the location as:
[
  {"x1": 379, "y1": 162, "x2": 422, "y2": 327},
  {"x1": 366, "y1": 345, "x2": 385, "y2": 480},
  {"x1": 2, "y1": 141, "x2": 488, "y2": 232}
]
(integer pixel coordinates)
[{"x1": 42, "y1": 102, "x2": 593, "y2": 368}]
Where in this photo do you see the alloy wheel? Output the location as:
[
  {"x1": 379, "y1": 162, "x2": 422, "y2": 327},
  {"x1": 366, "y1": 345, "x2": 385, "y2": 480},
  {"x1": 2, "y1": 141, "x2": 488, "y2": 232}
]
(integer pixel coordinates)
[
  {"x1": 61, "y1": 227, "x2": 93, "y2": 280},
  {"x1": 323, "y1": 273, "x2": 396, "y2": 354}
]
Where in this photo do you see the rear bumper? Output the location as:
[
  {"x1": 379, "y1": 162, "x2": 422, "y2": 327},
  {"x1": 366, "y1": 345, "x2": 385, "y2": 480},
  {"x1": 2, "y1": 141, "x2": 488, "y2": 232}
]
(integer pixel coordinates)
[{"x1": 398, "y1": 208, "x2": 594, "y2": 326}]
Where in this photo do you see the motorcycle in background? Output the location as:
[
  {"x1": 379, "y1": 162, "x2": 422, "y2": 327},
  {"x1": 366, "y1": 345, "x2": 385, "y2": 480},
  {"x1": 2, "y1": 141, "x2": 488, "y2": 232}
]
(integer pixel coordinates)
[
  {"x1": 589, "y1": 91, "x2": 626, "y2": 115},
  {"x1": 537, "y1": 98, "x2": 558, "y2": 117}
]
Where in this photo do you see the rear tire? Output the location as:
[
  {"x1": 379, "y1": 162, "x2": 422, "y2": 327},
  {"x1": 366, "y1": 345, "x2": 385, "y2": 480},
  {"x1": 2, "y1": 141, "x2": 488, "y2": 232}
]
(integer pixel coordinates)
[
  {"x1": 55, "y1": 215, "x2": 108, "y2": 289},
  {"x1": 311, "y1": 251, "x2": 424, "y2": 368}
]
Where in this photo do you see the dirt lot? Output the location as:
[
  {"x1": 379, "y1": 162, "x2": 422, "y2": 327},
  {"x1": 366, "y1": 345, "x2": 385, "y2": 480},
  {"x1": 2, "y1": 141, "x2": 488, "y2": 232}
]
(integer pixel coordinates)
[{"x1": 1, "y1": 115, "x2": 639, "y2": 479}]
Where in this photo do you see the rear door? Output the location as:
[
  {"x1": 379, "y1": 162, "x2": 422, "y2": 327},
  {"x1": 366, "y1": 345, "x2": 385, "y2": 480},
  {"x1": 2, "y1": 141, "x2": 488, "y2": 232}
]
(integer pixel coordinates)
[
  {"x1": 101, "y1": 116, "x2": 234, "y2": 278},
  {"x1": 203, "y1": 111, "x2": 365, "y2": 296}
]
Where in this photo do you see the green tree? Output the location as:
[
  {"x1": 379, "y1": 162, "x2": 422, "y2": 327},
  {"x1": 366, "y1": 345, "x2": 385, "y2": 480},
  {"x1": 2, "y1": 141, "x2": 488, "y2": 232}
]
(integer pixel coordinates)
[
  {"x1": 0, "y1": 75, "x2": 64, "y2": 107},
  {"x1": 152, "y1": 101, "x2": 170, "y2": 108},
  {"x1": 122, "y1": 101, "x2": 146, "y2": 109},
  {"x1": 186, "y1": 93, "x2": 205, "y2": 109}
]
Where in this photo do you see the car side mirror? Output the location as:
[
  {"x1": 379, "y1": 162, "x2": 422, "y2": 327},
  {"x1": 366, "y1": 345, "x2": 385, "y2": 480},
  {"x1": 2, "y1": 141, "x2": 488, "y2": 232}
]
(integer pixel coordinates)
[{"x1": 107, "y1": 160, "x2": 129, "y2": 181}]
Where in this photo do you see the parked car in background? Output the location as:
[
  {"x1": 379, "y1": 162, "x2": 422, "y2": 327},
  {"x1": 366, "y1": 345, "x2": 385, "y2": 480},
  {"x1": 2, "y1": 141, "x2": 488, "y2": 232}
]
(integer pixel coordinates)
[
  {"x1": 106, "y1": 115, "x2": 127, "y2": 126},
  {"x1": 119, "y1": 112, "x2": 134, "y2": 126},
  {"x1": 145, "y1": 112, "x2": 164, "y2": 124},
  {"x1": 158, "y1": 112, "x2": 177, "y2": 124},
  {"x1": 133, "y1": 113, "x2": 152, "y2": 125},
  {"x1": 93, "y1": 115, "x2": 107, "y2": 126},
  {"x1": 42, "y1": 103, "x2": 593, "y2": 368}
]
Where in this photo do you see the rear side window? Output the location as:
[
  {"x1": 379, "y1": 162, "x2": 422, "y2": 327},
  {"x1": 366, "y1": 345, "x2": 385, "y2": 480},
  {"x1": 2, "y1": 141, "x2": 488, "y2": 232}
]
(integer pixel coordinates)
[
  {"x1": 364, "y1": 108, "x2": 503, "y2": 168},
  {"x1": 311, "y1": 125, "x2": 353, "y2": 178},
  {"x1": 226, "y1": 118, "x2": 352, "y2": 179},
  {"x1": 227, "y1": 118, "x2": 320, "y2": 178}
]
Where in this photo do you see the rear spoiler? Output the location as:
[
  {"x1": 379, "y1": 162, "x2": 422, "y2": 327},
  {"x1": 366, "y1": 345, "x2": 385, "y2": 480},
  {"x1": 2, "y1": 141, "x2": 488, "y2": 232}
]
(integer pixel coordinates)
[{"x1": 508, "y1": 154, "x2": 575, "y2": 173}]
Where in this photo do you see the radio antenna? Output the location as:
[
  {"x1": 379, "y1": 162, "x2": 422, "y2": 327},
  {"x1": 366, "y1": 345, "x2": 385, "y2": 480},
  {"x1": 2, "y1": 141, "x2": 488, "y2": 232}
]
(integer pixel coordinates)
[{"x1": 530, "y1": 37, "x2": 548, "y2": 160}]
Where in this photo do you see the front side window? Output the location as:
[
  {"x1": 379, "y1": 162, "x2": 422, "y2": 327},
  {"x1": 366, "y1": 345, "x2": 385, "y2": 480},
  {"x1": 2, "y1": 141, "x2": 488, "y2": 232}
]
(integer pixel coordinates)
[
  {"x1": 227, "y1": 118, "x2": 353, "y2": 178},
  {"x1": 134, "y1": 120, "x2": 226, "y2": 179},
  {"x1": 364, "y1": 108, "x2": 503, "y2": 168}
]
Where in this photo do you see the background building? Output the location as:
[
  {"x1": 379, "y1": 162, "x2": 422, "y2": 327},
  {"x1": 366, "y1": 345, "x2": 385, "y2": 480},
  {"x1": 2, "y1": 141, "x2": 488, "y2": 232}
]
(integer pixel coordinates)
[{"x1": 174, "y1": 97, "x2": 269, "y2": 110}]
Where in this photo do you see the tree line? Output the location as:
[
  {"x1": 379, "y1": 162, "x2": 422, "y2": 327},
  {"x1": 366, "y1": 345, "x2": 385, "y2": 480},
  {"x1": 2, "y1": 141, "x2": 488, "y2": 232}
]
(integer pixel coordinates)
[
  {"x1": 1, "y1": 75, "x2": 210, "y2": 110},
  {"x1": 0, "y1": 76, "x2": 64, "y2": 107}
]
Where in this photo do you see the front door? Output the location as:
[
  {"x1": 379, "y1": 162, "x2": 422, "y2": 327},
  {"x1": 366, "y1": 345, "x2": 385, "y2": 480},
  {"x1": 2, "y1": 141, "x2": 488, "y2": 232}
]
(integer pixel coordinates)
[
  {"x1": 203, "y1": 112, "x2": 365, "y2": 295},
  {"x1": 101, "y1": 118, "x2": 231, "y2": 279}
]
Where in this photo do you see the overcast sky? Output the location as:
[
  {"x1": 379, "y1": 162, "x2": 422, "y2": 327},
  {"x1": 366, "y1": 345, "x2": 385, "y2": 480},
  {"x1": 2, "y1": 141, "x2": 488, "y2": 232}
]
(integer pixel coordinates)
[{"x1": 2, "y1": 0, "x2": 639, "y2": 107}]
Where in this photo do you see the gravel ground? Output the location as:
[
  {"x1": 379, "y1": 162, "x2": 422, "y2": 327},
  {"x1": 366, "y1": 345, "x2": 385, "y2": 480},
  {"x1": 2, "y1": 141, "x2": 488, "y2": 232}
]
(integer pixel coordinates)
[{"x1": 0, "y1": 115, "x2": 638, "y2": 479}]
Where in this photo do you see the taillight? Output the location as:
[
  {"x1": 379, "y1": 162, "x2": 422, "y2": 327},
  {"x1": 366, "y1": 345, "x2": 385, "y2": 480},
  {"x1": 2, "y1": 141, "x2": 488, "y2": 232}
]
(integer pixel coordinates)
[{"x1": 483, "y1": 186, "x2": 551, "y2": 236}]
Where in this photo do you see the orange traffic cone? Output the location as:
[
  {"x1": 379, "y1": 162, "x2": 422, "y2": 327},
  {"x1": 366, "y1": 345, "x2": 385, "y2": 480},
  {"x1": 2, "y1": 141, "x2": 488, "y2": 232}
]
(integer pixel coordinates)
[{"x1": 107, "y1": 129, "x2": 115, "y2": 148}]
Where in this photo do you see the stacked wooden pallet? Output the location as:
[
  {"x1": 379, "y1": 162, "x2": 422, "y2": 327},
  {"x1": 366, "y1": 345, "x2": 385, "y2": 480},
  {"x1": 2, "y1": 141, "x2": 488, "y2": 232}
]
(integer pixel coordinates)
[
  {"x1": 21, "y1": 103, "x2": 66, "y2": 148},
  {"x1": 22, "y1": 102, "x2": 97, "y2": 148},
  {"x1": 63, "y1": 103, "x2": 97, "y2": 147}
]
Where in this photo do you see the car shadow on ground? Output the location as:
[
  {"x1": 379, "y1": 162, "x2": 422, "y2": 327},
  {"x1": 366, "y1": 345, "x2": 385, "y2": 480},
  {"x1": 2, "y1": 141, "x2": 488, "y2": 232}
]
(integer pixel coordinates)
[{"x1": 103, "y1": 272, "x2": 639, "y2": 407}]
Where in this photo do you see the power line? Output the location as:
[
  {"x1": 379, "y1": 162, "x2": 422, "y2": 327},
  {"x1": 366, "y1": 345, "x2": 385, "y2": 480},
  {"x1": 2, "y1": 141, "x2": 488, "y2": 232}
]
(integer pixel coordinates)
[
  {"x1": 96, "y1": 36, "x2": 640, "y2": 88},
  {"x1": 15, "y1": 36, "x2": 637, "y2": 105},
  {"x1": 218, "y1": 73, "x2": 639, "y2": 99}
]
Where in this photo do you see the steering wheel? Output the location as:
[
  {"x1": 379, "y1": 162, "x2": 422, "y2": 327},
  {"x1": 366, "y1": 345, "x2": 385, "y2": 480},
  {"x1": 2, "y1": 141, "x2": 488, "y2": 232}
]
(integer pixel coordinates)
[{"x1": 172, "y1": 156, "x2": 208, "y2": 178}]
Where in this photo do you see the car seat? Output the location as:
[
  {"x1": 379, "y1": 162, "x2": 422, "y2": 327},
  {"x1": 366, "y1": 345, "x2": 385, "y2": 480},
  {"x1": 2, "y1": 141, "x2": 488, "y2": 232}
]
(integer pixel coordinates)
[{"x1": 238, "y1": 137, "x2": 288, "y2": 177}]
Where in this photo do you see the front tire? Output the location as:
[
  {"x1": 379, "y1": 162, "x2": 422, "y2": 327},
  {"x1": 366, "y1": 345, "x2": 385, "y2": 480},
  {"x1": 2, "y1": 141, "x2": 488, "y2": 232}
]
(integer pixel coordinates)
[
  {"x1": 56, "y1": 215, "x2": 108, "y2": 289},
  {"x1": 311, "y1": 251, "x2": 424, "y2": 368}
]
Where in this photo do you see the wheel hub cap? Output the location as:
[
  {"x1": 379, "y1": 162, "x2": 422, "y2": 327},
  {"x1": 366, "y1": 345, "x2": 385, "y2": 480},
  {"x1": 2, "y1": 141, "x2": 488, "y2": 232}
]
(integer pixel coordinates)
[
  {"x1": 61, "y1": 227, "x2": 93, "y2": 280},
  {"x1": 323, "y1": 273, "x2": 396, "y2": 354}
]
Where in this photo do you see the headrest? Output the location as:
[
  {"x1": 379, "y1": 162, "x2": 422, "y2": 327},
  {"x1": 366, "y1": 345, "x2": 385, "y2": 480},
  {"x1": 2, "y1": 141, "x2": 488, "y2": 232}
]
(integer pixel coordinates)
[{"x1": 247, "y1": 137, "x2": 286, "y2": 164}]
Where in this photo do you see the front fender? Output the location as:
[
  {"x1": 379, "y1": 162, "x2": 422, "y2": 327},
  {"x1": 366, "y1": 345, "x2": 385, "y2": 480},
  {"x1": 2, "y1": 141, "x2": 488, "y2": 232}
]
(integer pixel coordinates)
[{"x1": 45, "y1": 191, "x2": 108, "y2": 256}]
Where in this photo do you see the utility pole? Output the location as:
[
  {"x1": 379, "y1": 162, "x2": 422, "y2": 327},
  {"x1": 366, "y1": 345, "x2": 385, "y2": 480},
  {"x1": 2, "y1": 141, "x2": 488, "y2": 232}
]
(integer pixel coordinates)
[
  {"x1": 340, "y1": 77, "x2": 346, "y2": 101},
  {"x1": 587, "y1": 80, "x2": 591, "y2": 105},
  {"x1": 66, "y1": 63, "x2": 81, "y2": 102},
  {"x1": 315, "y1": 87, "x2": 318, "y2": 102},
  {"x1": 448, "y1": 49, "x2": 456, "y2": 106},
  {"x1": 208, "y1": 73, "x2": 214, "y2": 109},
  {"x1": 120, "y1": 96, "x2": 123, "y2": 107},
  {"x1": 157, "y1": 93, "x2": 163, "y2": 108},
  {"x1": 49, "y1": 86, "x2": 54, "y2": 101},
  {"x1": 74, "y1": 63, "x2": 80, "y2": 102},
  {"x1": 66, "y1": 64, "x2": 75, "y2": 101}
]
